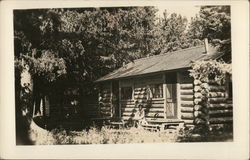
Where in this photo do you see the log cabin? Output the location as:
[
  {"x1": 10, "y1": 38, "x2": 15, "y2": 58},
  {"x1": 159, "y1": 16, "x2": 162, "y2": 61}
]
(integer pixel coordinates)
[{"x1": 94, "y1": 42, "x2": 233, "y2": 129}]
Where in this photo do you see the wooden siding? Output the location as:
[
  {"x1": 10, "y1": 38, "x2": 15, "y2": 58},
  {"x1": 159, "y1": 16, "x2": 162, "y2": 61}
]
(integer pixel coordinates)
[
  {"x1": 121, "y1": 99, "x2": 165, "y2": 120},
  {"x1": 121, "y1": 100, "x2": 135, "y2": 120},
  {"x1": 121, "y1": 75, "x2": 165, "y2": 121},
  {"x1": 178, "y1": 71, "x2": 195, "y2": 125},
  {"x1": 99, "y1": 82, "x2": 112, "y2": 117},
  {"x1": 97, "y1": 71, "x2": 232, "y2": 129},
  {"x1": 193, "y1": 79, "x2": 233, "y2": 127},
  {"x1": 207, "y1": 81, "x2": 233, "y2": 126}
]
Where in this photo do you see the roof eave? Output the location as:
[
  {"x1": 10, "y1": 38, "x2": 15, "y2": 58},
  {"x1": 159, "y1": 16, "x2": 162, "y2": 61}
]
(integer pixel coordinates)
[
  {"x1": 94, "y1": 66, "x2": 191, "y2": 83},
  {"x1": 94, "y1": 46, "x2": 224, "y2": 83}
]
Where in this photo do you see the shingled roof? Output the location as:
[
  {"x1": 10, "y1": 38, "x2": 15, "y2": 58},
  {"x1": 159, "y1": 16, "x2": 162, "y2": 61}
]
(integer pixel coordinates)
[{"x1": 96, "y1": 45, "x2": 223, "y2": 82}]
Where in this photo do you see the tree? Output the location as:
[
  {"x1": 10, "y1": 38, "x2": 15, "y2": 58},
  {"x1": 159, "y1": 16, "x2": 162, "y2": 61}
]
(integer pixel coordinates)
[
  {"x1": 14, "y1": 7, "x2": 160, "y2": 137},
  {"x1": 55, "y1": 7, "x2": 159, "y2": 89},
  {"x1": 151, "y1": 11, "x2": 205, "y2": 55},
  {"x1": 14, "y1": 9, "x2": 67, "y2": 144},
  {"x1": 156, "y1": 12, "x2": 188, "y2": 53},
  {"x1": 14, "y1": 6, "x2": 232, "y2": 143},
  {"x1": 187, "y1": 6, "x2": 231, "y2": 62}
]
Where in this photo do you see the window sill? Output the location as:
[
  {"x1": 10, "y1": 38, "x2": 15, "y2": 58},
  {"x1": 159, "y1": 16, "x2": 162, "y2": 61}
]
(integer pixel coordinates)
[
  {"x1": 151, "y1": 98, "x2": 164, "y2": 101},
  {"x1": 120, "y1": 99, "x2": 134, "y2": 102}
]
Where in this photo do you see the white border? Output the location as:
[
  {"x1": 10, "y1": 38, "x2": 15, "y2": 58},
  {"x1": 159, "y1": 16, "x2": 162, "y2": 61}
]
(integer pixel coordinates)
[{"x1": 0, "y1": 0, "x2": 249, "y2": 159}]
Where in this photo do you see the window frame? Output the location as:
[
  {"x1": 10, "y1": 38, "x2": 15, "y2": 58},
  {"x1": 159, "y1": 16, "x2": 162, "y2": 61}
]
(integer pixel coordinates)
[
  {"x1": 148, "y1": 83, "x2": 164, "y2": 99},
  {"x1": 120, "y1": 86, "x2": 133, "y2": 100}
]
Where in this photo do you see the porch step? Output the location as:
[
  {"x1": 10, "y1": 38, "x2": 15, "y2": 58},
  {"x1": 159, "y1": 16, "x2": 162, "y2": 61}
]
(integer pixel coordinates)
[
  {"x1": 141, "y1": 119, "x2": 184, "y2": 131},
  {"x1": 141, "y1": 124, "x2": 160, "y2": 131},
  {"x1": 108, "y1": 121, "x2": 125, "y2": 129},
  {"x1": 146, "y1": 118, "x2": 184, "y2": 124},
  {"x1": 168, "y1": 125, "x2": 178, "y2": 129}
]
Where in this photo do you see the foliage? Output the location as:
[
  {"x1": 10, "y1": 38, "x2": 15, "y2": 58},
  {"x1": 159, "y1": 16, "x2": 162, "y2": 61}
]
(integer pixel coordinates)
[
  {"x1": 22, "y1": 50, "x2": 67, "y2": 82},
  {"x1": 189, "y1": 60, "x2": 232, "y2": 85},
  {"x1": 188, "y1": 6, "x2": 231, "y2": 61},
  {"x1": 30, "y1": 125, "x2": 180, "y2": 145},
  {"x1": 19, "y1": 84, "x2": 33, "y2": 115},
  {"x1": 29, "y1": 123, "x2": 233, "y2": 145},
  {"x1": 14, "y1": 6, "x2": 232, "y2": 98},
  {"x1": 153, "y1": 12, "x2": 201, "y2": 54},
  {"x1": 178, "y1": 125, "x2": 233, "y2": 142},
  {"x1": 188, "y1": 59, "x2": 232, "y2": 135},
  {"x1": 14, "y1": 7, "x2": 233, "y2": 143},
  {"x1": 14, "y1": 7, "x2": 162, "y2": 96}
]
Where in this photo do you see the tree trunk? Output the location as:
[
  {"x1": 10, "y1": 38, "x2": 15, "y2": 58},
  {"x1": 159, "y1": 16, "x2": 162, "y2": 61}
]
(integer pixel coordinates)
[{"x1": 16, "y1": 68, "x2": 34, "y2": 145}]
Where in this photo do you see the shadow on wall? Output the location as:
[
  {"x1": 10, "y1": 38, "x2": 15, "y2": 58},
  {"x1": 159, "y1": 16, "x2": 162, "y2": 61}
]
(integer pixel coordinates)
[{"x1": 125, "y1": 99, "x2": 153, "y2": 126}]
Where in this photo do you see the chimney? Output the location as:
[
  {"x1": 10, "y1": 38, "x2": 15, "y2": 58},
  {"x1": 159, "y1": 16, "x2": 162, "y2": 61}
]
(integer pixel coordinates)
[{"x1": 204, "y1": 38, "x2": 209, "y2": 54}]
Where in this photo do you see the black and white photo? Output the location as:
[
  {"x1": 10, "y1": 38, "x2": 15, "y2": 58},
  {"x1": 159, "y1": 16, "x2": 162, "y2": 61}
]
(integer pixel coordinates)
[{"x1": 0, "y1": 0, "x2": 249, "y2": 159}]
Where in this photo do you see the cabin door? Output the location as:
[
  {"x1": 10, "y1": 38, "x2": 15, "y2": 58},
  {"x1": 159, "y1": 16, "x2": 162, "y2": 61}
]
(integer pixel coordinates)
[
  {"x1": 165, "y1": 72, "x2": 177, "y2": 119},
  {"x1": 112, "y1": 81, "x2": 120, "y2": 118}
]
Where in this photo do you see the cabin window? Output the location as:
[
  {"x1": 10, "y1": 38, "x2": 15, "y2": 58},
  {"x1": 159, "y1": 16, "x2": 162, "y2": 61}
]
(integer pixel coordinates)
[
  {"x1": 149, "y1": 84, "x2": 163, "y2": 98},
  {"x1": 121, "y1": 87, "x2": 132, "y2": 100}
]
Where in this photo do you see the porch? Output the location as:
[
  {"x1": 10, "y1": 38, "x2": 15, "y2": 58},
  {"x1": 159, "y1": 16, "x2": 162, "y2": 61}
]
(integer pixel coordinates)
[{"x1": 96, "y1": 71, "x2": 193, "y2": 130}]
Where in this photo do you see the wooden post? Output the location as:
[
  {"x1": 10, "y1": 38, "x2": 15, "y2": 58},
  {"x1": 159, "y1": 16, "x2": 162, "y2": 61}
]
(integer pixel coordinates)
[
  {"x1": 132, "y1": 79, "x2": 135, "y2": 100},
  {"x1": 118, "y1": 80, "x2": 121, "y2": 118},
  {"x1": 110, "y1": 81, "x2": 113, "y2": 117},
  {"x1": 98, "y1": 86, "x2": 101, "y2": 116},
  {"x1": 176, "y1": 72, "x2": 181, "y2": 119},
  {"x1": 163, "y1": 73, "x2": 167, "y2": 119},
  {"x1": 32, "y1": 102, "x2": 36, "y2": 117},
  {"x1": 204, "y1": 38, "x2": 209, "y2": 54}
]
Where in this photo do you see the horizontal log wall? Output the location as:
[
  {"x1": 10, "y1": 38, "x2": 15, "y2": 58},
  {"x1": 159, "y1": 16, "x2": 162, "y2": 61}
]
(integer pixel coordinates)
[
  {"x1": 99, "y1": 82, "x2": 112, "y2": 117},
  {"x1": 193, "y1": 79, "x2": 208, "y2": 125},
  {"x1": 121, "y1": 99, "x2": 165, "y2": 120},
  {"x1": 121, "y1": 74, "x2": 165, "y2": 121},
  {"x1": 121, "y1": 100, "x2": 135, "y2": 120},
  {"x1": 207, "y1": 82, "x2": 233, "y2": 125},
  {"x1": 178, "y1": 72, "x2": 195, "y2": 125},
  {"x1": 192, "y1": 79, "x2": 233, "y2": 126}
]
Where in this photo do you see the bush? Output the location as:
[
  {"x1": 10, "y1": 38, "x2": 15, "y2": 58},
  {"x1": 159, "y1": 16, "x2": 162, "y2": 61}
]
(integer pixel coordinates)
[
  {"x1": 189, "y1": 60, "x2": 232, "y2": 85},
  {"x1": 29, "y1": 123, "x2": 233, "y2": 144},
  {"x1": 30, "y1": 125, "x2": 180, "y2": 145},
  {"x1": 177, "y1": 125, "x2": 233, "y2": 142}
]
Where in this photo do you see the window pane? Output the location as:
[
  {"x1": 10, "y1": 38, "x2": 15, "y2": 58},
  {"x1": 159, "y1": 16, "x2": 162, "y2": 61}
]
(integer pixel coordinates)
[
  {"x1": 150, "y1": 84, "x2": 163, "y2": 98},
  {"x1": 121, "y1": 87, "x2": 132, "y2": 100}
]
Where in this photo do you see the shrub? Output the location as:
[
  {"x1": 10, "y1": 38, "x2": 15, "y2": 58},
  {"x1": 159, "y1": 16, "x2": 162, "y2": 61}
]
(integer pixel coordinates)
[
  {"x1": 188, "y1": 60, "x2": 232, "y2": 135},
  {"x1": 29, "y1": 124, "x2": 180, "y2": 145},
  {"x1": 189, "y1": 59, "x2": 232, "y2": 85}
]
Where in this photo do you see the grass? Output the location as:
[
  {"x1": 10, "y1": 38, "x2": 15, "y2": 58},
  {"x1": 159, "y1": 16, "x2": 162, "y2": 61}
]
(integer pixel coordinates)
[
  {"x1": 28, "y1": 120, "x2": 233, "y2": 145},
  {"x1": 29, "y1": 125, "x2": 179, "y2": 145}
]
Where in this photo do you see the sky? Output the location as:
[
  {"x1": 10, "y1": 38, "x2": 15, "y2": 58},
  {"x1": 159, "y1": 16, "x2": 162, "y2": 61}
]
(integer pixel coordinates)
[{"x1": 156, "y1": 5, "x2": 201, "y2": 22}]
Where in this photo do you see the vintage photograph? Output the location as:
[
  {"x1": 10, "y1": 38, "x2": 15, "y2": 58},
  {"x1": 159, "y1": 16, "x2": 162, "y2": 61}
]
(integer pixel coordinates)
[{"x1": 14, "y1": 5, "x2": 233, "y2": 145}]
